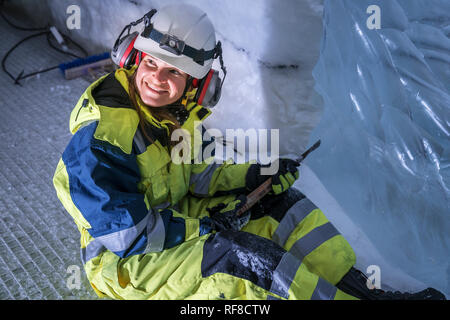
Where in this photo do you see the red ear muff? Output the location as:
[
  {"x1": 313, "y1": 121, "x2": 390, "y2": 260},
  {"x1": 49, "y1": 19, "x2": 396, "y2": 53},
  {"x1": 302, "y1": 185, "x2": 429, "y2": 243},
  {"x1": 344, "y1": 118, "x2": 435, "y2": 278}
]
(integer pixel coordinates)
[
  {"x1": 194, "y1": 70, "x2": 221, "y2": 107},
  {"x1": 112, "y1": 9, "x2": 158, "y2": 68},
  {"x1": 196, "y1": 70, "x2": 214, "y2": 105},
  {"x1": 120, "y1": 35, "x2": 137, "y2": 68},
  {"x1": 111, "y1": 32, "x2": 139, "y2": 69},
  {"x1": 135, "y1": 51, "x2": 147, "y2": 65}
]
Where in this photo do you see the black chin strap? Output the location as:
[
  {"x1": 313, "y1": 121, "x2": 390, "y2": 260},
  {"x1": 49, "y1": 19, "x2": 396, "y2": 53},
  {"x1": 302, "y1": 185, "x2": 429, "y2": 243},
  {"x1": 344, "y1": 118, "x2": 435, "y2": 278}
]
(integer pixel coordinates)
[{"x1": 214, "y1": 41, "x2": 227, "y2": 89}]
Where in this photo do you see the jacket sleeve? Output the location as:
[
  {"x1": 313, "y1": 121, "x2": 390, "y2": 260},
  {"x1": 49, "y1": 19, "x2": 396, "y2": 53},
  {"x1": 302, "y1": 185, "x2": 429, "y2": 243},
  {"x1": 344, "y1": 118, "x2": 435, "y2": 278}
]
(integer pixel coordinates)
[
  {"x1": 61, "y1": 121, "x2": 213, "y2": 259},
  {"x1": 189, "y1": 126, "x2": 253, "y2": 197}
]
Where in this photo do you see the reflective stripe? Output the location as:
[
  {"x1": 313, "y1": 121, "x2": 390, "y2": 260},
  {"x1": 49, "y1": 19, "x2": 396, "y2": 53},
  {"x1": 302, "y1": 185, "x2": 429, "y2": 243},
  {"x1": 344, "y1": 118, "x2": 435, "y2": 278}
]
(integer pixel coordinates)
[
  {"x1": 146, "y1": 202, "x2": 176, "y2": 253},
  {"x1": 270, "y1": 251, "x2": 302, "y2": 299},
  {"x1": 133, "y1": 128, "x2": 147, "y2": 154},
  {"x1": 80, "y1": 239, "x2": 106, "y2": 265},
  {"x1": 289, "y1": 222, "x2": 340, "y2": 259},
  {"x1": 189, "y1": 162, "x2": 221, "y2": 195},
  {"x1": 144, "y1": 209, "x2": 166, "y2": 253},
  {"x1": 80, "y1": 209, "x2": 167, "y2": 263},
  {"x1": 94, "y1": 214, "x2": 149, "y2": 252},
  {"x1": 272, "y1": 198, "x2": 318, "y2": 247},
  {"x1": 310, "y1": 278, "x2": 338, "y2": 300}
]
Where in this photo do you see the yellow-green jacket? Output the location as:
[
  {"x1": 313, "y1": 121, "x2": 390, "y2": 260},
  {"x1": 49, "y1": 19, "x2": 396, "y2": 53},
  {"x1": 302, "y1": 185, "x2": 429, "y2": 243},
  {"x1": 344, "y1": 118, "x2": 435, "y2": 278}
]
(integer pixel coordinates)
[{"x1": 53, "y1": 66, "x2": 252, "y2": 262}]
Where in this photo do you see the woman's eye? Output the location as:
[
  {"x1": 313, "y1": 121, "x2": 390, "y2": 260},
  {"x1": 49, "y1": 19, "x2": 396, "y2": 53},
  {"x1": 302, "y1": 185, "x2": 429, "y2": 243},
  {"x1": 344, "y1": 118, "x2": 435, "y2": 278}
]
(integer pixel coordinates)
[
  {"x1": 146, "y1": 59, "x2": 155, "y2": 66},
  {"x1": 170, "y1": 69, "x2": 181, "y2": 76}
]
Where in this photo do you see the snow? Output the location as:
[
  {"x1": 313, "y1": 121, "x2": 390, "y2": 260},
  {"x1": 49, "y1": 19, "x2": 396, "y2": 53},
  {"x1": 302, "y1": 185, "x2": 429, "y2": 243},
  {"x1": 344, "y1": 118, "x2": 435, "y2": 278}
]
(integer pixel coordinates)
[{"x1": 3, "y1": 0, "x2": 448, "y2": 298}]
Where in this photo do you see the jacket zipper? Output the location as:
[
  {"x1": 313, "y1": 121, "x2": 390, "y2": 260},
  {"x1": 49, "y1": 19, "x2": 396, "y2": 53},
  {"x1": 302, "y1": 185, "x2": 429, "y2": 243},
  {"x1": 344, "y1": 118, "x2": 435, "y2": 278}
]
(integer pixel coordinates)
[{"x1": 75, "y1": 98, "x2": 89, "y2": 122}]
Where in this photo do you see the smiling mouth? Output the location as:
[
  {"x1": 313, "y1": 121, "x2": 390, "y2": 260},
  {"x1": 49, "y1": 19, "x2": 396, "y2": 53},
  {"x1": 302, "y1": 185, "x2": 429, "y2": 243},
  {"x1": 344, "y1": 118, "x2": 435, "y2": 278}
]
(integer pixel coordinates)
[{"x1": 145, "y1": 82, "x2": 168, "y2": 95}]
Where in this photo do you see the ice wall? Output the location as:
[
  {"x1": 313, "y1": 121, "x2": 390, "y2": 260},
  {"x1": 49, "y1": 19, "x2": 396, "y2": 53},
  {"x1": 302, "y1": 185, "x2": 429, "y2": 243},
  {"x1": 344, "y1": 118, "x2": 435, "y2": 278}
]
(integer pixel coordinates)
[{"x1": 307, "y1": 0, "x2": 450, "y2": 296}]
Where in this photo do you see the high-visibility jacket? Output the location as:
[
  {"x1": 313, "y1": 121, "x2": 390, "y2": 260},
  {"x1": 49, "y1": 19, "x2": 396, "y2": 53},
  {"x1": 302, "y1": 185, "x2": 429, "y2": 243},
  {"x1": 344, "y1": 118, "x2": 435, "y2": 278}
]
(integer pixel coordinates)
[
  {"x1": 53, "y1": 66, "x2": 357, "y2": 300},
  {"x1": 53, "y1": 65, "x2": 252, "y2": 260}
]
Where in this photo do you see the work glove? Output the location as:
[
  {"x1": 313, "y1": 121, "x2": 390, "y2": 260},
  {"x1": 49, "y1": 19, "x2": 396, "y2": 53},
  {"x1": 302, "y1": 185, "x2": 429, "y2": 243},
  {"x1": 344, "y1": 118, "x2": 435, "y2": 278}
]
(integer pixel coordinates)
[
  {"x1": 246, "y1": 158, "x2": 300, "y2": 195},
  {"x1": 206, "y1": 195, "x2": 250, "y2": 232}
]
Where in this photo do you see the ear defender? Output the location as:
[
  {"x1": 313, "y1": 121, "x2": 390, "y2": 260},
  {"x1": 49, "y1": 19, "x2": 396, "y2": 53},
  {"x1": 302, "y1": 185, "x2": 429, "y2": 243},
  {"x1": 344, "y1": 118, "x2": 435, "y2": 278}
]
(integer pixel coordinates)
[
  {"x1": 111, "y1": 9, "x2": 157, "y2": 69},
  {"x1": 111, "y1": 32, "x2": 139, "y2": 69},
  {"x1": 193, "y1": 69, "x2": 222, "y2": 107}
]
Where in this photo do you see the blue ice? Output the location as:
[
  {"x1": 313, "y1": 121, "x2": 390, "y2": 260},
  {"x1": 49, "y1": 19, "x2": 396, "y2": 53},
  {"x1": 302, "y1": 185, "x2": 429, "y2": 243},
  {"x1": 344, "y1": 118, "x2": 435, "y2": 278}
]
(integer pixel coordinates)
[{"x1": 306, "y1": 0, "x2": 450, "y2": 296}]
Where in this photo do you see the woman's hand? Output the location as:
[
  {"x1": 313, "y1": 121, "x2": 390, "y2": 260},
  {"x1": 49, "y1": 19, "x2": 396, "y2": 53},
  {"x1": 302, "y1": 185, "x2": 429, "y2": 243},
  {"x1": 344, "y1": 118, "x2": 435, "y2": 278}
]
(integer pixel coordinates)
[
  {"x1": 206, "y1": 195, "x2": 250, "y2": 232},
  {"x1": 246, "y1": 158, "x2": 300, "y2": 195}
]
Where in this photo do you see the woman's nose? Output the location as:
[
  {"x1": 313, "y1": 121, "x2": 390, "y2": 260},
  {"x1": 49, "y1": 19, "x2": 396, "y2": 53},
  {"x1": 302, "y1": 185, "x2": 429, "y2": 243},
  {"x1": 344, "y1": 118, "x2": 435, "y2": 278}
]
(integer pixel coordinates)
[{"x1": 152, "y1": 68, "x2": 168, "y2": 83}]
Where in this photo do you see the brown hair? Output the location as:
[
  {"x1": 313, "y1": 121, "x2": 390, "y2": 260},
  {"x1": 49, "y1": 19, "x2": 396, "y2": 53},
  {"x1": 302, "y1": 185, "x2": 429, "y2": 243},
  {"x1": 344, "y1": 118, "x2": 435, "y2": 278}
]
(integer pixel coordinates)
[{"x1": 126, "y1": 70, "x2": 183, "y2": 149}]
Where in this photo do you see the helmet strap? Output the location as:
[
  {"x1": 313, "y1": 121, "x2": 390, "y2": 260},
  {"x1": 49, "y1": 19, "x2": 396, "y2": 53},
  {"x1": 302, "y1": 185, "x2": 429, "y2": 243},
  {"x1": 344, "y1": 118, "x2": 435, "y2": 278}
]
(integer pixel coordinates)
[
  {"x1": 215, "y1": 41, "x2": 227, "y2": 91},
  {"x1": 141, "y1": 9, "x2": 157, "y2": 38}
]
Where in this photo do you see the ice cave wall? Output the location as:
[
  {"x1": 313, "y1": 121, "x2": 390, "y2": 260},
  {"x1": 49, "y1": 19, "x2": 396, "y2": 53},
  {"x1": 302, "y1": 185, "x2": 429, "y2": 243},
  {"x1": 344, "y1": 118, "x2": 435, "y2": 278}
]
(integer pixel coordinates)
[{"x1": 307, "y1": 0, "x2": 450, "y2": 296}]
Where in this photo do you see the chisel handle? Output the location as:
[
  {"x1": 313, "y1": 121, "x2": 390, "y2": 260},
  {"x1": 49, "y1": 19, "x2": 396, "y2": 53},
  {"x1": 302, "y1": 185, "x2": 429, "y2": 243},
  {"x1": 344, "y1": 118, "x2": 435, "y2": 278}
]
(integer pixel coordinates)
[
  {"x1": 236, "y1": 139, "x2": 321, "y2": 216},
  {"x1": 236, "y1": 178, "x2": 272, "y2": 216}
]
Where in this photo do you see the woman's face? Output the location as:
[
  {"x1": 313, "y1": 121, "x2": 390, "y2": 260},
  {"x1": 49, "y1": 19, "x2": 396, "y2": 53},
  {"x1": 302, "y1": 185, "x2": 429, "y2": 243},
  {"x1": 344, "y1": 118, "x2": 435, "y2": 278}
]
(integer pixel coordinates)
[{"x1": 135, "y1": 54, "x2": 188, "y2": 107}]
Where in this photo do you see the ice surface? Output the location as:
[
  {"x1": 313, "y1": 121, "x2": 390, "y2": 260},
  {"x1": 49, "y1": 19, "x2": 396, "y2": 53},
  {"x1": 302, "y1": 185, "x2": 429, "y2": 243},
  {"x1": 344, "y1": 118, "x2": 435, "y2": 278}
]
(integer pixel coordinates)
[{"x1": 306, "y1": 0, "x2": 450, "y2": 296}]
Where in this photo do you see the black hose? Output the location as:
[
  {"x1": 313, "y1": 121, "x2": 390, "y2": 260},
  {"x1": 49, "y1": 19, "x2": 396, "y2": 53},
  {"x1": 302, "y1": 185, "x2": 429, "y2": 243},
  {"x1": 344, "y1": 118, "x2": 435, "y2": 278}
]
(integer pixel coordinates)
[
  {"x1": 1, "y1": 31, "x2": 50, "y2": 85},
  {"x1": 0, "y1": 1, "x2": 90, "y2": 85}
]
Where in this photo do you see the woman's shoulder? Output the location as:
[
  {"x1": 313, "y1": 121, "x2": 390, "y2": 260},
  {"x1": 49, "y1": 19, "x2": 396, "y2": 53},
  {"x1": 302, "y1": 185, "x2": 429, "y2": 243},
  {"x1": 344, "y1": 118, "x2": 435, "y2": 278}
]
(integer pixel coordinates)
[
  {"x1": 91, "y1": 69, "x2": 134, "y2": 110},
  {"x1": 70, "y1": 70, "x2": 140, "y2": 155}
]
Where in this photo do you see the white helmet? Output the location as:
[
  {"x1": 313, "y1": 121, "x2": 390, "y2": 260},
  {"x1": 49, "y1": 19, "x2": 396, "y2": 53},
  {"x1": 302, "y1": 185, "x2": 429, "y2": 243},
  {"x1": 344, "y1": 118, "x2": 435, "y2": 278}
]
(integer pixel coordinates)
[{"x1": 134, "y1": 4, "x2": 217, "y2": 79}]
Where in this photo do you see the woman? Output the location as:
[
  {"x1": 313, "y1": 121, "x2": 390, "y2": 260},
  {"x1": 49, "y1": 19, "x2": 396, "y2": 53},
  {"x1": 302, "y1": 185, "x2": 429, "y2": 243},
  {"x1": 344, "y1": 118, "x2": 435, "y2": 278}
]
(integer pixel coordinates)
[{"x1": 53, "y1": 4, "x2": 443, "y2": 300}]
